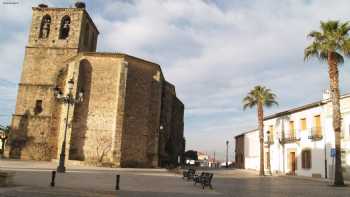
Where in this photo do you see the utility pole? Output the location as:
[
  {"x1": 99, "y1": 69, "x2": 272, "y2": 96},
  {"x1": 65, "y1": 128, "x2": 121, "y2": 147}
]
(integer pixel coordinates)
[{"x1": 226, "y1": 140, "x2": 229, "y2": 168}]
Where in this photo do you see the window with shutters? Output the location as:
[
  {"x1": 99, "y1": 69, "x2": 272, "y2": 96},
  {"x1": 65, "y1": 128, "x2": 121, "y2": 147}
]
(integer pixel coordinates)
[
  {"x1": 289, "y1": 121, "x2": 295, "y2": 137},
  {"x1": 313, "y1": 115, "x2": 321, "y2": 135},
  {"x1": 269, "y1": 125, "x2": 274, "y2": 140},
  {"x1": 301, "y1": 149, "x2": 311, "y2": 169},
  {"x1": 300, "y1": 118, "x2": 307, "y2": 131}
]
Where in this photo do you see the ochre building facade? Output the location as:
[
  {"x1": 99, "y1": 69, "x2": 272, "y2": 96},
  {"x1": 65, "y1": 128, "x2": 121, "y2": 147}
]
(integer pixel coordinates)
[{"x1": 9, "y1": 3, "x2": 185, "y2": 168}]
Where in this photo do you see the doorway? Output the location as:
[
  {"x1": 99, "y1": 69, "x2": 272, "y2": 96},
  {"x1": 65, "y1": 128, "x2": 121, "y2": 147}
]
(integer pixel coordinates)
[{"x1": 288, "y1": 152, "x2": 296, "y2": 175}]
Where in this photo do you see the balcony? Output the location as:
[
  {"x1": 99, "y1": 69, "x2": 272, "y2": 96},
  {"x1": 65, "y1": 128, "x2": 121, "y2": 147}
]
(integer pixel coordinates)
[
  {"x1": 279, "y1": 132, "x2": 300, "y2": 144},
  {"x1": 308, "y1": 127, "x2": 323, "y2": 141}
]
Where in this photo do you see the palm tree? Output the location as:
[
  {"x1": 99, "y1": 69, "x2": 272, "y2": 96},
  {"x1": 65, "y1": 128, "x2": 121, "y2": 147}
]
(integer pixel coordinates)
[
  {"x1": 243, "y1": 86, "x2": 278, "y2": 176},
  {"x1": 304, "y1": 20, "x2": 350, "y2": 186}
]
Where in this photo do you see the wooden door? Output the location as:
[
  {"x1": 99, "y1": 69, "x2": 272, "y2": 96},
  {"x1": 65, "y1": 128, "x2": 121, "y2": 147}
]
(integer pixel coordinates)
[{"x1": 289, "y1": 152, "x2": 296, "y2": 175}]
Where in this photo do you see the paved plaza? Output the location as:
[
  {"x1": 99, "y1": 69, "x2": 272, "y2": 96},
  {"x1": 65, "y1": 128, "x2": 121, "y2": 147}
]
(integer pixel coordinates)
[{"x1": 1, "y1": 160, "x2": 350, "y2": 197}]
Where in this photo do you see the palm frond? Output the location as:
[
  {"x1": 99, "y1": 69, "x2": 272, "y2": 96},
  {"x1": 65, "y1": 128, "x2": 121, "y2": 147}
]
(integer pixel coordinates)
[
  {"x1": 338, "y1": 21, "x2": 350, "y2": 36},
  {"x1": 333, "y1": 52, "x2": 344, "y2": 64},
  {"x1": 321, "y1": 20, "x2": 339, "y2": 34},
  {"x1": 304, "y1": 43, "x2": 320, "y2": 61},
  {"x1": 305, "y1": 20, "x2": 350, "y2": 63},
  {"x1": 242, "y1": 86, "x2": 278, "y2": 110},
  {"x1": 341, "y1": 39, "x2": 350, "y2": 57},
  {"x1": 307, "y1": 31, "x2": 324, "y2": 41}
]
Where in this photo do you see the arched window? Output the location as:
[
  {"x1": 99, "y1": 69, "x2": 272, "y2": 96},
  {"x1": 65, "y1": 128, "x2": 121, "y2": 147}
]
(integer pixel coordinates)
[
  {"x1": 59, "y1": 15, "x2": 71, "y2": 39},
  {"x1": 39, "y1": 15, "x2": 51, "y2": 39}
]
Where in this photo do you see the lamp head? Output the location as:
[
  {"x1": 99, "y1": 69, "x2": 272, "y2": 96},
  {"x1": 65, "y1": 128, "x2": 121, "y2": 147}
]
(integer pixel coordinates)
[
  {"x1": 78, "y1": 89, "x2": 84, "y2": 102},
  {"x1": 53, "y1": 85, "x2": 63, "y2": 98},
  {"x1": 68, "y1": 78, "x2": 74, "y2": 90}
]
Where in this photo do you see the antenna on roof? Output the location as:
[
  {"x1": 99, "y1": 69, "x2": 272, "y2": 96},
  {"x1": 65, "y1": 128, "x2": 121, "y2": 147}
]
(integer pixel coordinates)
[{"x1": 322, "y1": 89, "x2": 330, "y2": 100}]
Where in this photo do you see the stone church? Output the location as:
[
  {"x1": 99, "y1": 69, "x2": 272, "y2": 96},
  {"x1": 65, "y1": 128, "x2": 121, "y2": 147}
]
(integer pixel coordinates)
[{"x1": 8, "y1": 2, "x2": 185, "y2": 168}]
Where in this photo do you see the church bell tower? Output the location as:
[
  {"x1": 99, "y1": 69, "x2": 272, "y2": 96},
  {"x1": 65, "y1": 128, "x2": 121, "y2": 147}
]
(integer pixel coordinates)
[{"x1": 9, "y1": 2, "x2": 99, "y2": 159}]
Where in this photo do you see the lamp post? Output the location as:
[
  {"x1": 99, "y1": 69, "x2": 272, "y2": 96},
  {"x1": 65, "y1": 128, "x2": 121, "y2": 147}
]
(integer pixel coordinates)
[
  {"x1": 158, "y1": 125, "x2": 164, "y2": 167},
  {"x1": 54, "y1": 78, "x2": 83, "y2": 173},
  {"x1": 226, "y1": 140, "x2": 229, "y2": 168}
]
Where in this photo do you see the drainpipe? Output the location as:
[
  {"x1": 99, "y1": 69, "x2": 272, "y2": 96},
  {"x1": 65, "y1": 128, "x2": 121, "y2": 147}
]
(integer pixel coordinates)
[{"x1": 324, "y1": 143, "x2": 327, "y2": 179}]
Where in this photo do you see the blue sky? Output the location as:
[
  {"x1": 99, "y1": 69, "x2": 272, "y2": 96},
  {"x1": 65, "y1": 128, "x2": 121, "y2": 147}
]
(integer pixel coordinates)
[{"x1": 1, "y1": 0, "x2": 350, "y2": 160}]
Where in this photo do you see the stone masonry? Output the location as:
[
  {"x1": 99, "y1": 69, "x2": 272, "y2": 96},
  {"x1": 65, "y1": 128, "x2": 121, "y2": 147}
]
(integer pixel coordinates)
[{"x1": 8, "y1": 3, "x2": 185, "y2": 168}]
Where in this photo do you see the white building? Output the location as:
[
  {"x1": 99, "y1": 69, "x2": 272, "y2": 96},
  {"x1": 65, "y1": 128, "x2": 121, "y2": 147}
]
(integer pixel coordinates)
[{"x1": 235, "y1": 93, "x2": 350, "y2": 180}]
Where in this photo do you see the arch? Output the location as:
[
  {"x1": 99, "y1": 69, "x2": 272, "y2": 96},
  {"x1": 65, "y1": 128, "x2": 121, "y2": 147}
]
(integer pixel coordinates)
[
  {"x1": 69, "y1": 59, "x2": 92, "y2": 161},
  {"x1": 59, "y1": 15, "x2": 71, "y2": 39},
  {"x1": 39, "y1": 15, "x2": 51, "y2": 39}
]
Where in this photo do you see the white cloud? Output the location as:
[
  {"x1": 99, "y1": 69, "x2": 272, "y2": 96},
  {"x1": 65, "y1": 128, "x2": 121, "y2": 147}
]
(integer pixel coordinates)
[{"x1": 1, "y1": 0, "x2": 350, "y2": 159}]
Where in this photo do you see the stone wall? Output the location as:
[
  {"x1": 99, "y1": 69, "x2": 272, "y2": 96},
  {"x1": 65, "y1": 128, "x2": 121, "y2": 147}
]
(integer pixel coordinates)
[
  {"x1": 67, "y1": 54, "x2": 124, "y2": 165},
  {"x1": 169, "y1": 97, "x2": 185, "y2": 166},
  {"x1": 159, "y1": 82, "x2": 175, "y2": 167},
  {"x1": 158, "y1": 82, "x2": 185, "y2": 167},
  {"x1": 120, "y1": 56, "x2": 163, "y2": 167}
]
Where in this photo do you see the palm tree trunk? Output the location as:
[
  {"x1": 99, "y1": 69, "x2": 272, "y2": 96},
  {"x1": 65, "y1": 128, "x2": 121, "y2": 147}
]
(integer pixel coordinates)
[
  {"x1": 258, "y1": 102, "x2": 265, "y2": 176},
  {"x1": 328, "y1": 52, "x2": 344, "y2": 186}
]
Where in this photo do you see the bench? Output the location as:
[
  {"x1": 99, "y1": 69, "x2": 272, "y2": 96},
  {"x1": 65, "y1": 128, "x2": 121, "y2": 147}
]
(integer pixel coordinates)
[
  {"x1": 193, "y1": 172, "x2": 213, "y2": 189},
  {"x1": 182, "y1": 169, "x2": 196, "y2": 180},
  {"x1": 193, "y1": 172, "x2": 205, "y2": 185},
  {"x1": 0, "y1": 171, "x2": 15, "y2": 187}
]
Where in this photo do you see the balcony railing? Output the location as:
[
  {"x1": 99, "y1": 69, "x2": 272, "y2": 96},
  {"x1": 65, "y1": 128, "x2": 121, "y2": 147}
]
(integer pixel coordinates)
[
  {"x1": 308, "y1": 127, "x2": 323, "y2": 141},
  {"x1": 279, "y1": 131, "x2": 300, "y2": 144}
]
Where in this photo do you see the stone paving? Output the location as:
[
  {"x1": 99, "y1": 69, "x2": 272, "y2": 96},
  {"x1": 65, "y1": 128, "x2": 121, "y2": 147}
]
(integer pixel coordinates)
[{"x1": 1, "y1": 160, "x2": 350, "y2": 197}]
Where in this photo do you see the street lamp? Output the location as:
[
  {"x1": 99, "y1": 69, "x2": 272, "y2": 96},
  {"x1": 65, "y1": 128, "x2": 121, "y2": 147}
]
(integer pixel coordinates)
[
  {"x1": 54, "y1": 78, "x2": 83, "y2": 173},
  {"x1": 226, "y1": 140, "x2": 229, "y2": 168}
]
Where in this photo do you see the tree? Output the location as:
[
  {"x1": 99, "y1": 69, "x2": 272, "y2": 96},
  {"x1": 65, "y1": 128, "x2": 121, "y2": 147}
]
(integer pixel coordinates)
[
  {"x1": 304, "y1": 20, "x2": 350, "y2": 186},
  {"x1": 0, "y1": 125, "x2": 11, "y2": 157},
  {"x1": 243, "y1": 86, "x2": 278, "y2": 176},
  {"x1": 184, "y1": 150, "x2": 198, "y2": 161}
]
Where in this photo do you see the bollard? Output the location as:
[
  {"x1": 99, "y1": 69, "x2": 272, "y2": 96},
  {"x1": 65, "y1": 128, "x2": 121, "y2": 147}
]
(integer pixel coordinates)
[
  {"x1": 115, "y1": 174, "x2": 120, "y2": 190},
  {"x1": 50, "y1": 171, "x2": 56, "y2": 187}
]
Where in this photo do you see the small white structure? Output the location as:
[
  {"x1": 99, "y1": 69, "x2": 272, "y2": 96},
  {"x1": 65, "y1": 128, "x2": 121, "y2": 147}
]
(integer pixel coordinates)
[
  {"x1": 235, "y1": 93, "x2": 350, "y2": 180},
  {"x1": 244, "y1": 130, "x2": 260, "y2": 170},
  {"x1": 197, "y1": 152, "x2": 209, "y2": 167}
]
